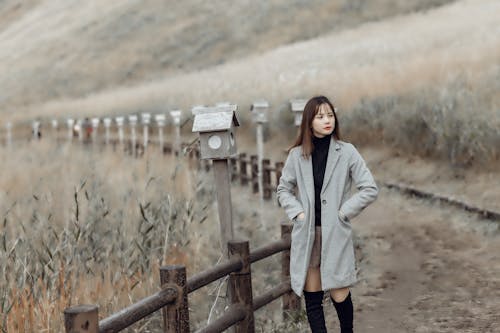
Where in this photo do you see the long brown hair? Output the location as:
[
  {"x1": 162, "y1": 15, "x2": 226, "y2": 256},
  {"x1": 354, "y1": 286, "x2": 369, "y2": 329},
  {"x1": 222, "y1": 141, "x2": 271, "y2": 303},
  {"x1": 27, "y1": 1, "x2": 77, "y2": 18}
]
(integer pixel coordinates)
[{"x1": 289, "y1": 95, "x2": 341, "y2": 158}]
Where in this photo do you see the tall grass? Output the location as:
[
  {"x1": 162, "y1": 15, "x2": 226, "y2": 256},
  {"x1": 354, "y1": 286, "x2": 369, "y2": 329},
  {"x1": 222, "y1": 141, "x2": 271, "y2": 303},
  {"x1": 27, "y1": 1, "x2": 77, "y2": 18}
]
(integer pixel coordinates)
[
  {"x1": 0, "y1": 139, "x2": 295, "y2": 331},
  {"x1": 343, "y1": 67, "x2": 500, "y2": 168},
  {"x1": 0, "y1": 141, "x2": 216, "y2": 331}
]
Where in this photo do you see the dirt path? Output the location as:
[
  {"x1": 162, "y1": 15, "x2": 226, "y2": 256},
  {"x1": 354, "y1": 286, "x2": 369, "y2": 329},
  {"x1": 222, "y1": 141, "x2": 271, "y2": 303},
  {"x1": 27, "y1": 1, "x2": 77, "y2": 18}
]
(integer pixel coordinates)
[
  {"x1": 222, "y1": 147, "x2": 500, "y2": 332},
  {"x1": 326, "y1": 187, "x2": 500, "y2": 332}
]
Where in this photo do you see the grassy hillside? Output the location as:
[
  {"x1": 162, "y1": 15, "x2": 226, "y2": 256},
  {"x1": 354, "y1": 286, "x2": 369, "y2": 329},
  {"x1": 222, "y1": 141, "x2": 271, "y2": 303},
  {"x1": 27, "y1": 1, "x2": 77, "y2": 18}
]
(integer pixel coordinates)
[{"x1": 0, "y1": 0, "x2": 453, "y2": 109}]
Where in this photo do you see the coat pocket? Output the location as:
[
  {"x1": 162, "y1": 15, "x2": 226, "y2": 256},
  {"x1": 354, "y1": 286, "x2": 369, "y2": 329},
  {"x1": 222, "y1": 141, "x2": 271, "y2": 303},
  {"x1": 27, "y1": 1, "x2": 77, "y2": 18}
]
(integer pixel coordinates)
[{"x1": 338, "y1": 210, "x2": 350, "y2": 224}]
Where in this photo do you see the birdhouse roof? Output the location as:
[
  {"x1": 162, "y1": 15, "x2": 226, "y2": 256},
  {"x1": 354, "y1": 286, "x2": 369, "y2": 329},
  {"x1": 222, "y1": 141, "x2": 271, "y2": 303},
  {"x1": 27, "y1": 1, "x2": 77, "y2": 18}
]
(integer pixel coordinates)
[
  {"x1": 290, "y1": 99, "x2": 307, "y2": 112},
  {"x1": 251, "y1": 100, "x2": 270, "y2": 110},
  {"x1": 192, "y1": 110, "x2": 239, "y2": 132}
]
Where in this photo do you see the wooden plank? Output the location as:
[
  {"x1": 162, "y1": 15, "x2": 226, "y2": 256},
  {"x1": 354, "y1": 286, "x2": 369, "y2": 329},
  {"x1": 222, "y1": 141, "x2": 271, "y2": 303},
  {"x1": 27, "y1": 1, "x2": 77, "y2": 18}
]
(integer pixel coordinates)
[
  {"x1": 228, "y1": 240, "x2": 254, "y2": 332},
  {"x1": 213, "y1": 159, "x2": 234, "y2": 250}
]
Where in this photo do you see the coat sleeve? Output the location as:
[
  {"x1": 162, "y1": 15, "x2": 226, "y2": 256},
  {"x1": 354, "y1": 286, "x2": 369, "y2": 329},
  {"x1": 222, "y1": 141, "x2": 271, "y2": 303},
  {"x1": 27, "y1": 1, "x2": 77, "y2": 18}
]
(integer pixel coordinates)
[
  {"x1": 276, "y1": 151, "x2": 304, "y2": 221},
  {"x1": 339, "y1": 145, "x2": 378, "y2": 221}
]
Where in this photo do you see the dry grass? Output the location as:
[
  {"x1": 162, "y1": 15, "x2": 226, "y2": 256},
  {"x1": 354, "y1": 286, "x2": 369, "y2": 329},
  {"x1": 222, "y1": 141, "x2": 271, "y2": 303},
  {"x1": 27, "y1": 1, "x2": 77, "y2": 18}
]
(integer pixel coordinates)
[
  {"x1": 0, "y1": 139, "x2": 293, "y2": 332},
  {"x1": 0, "y1": 0, "x2": 453, "y2": 109},
  {"x1": 0, "y1": 141, "x2": 213, "y2": 331}
]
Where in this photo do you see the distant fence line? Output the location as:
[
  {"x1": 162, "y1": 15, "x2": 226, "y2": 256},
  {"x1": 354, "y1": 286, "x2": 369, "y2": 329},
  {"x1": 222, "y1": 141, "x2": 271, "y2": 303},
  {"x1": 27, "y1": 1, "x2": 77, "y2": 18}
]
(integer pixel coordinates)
[{"x1": 0, "y1": 118, "x2": 286, "y2": 203}]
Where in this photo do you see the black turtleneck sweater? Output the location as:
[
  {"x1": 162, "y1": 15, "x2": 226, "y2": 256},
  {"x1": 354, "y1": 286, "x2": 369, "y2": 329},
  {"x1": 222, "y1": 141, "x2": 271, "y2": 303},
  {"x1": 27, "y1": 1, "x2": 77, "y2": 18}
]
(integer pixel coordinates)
[{"x1": 312, "y1": 135, "x2": 331, "y2": 226}]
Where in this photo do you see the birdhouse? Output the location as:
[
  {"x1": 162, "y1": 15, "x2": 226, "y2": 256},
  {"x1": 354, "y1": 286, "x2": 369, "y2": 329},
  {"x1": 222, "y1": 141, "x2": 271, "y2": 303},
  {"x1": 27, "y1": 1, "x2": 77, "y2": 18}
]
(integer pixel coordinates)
[
  {"x1": 155, "y1": 114, "x2": 166, "y2": 127},
  {"x1": 251, "y1": 100, "x2": 269, "y2": 123},
  {"x1": 170, "y1": 110, "x2": 182, "y2": 126},
  {"x1": 128, "y1": 115, "x2": 138, "y2": 127},
  {"x1": 141, "y1": 113, "x2": 151, "y2": 125},
  {"x1": 103, "y1": 118, "x2": 112, "y2": 128},
  {"x1": 32, "y1": 121, "x2": 41, "y2": 138},
  {"x1": 91, "y1": 118, "x2": 100, "y2": 130},
  {"x1": 290, "y1": 99, "x2": 307, "y2": 126},
  {"x1": 115, "y1": 116, "x2": 124, "y2": 127},
  {"x1": 192, "y1": 105, "x2": 239, "y2": 160}
]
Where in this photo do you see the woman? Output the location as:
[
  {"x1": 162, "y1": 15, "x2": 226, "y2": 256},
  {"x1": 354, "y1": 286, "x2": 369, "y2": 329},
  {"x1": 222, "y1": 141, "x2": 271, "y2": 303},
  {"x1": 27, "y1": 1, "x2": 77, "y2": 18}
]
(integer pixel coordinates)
[{"x1": 277, "y1": 96, "x2": 378, "y2": 332}]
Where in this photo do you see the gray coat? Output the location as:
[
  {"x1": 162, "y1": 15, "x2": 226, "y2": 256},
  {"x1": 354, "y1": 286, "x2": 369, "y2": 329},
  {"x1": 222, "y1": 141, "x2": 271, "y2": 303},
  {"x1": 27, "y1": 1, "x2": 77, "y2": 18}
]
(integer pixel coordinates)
[{"x1": 277, "y1": 138, "x2": 378, "y2": 296}]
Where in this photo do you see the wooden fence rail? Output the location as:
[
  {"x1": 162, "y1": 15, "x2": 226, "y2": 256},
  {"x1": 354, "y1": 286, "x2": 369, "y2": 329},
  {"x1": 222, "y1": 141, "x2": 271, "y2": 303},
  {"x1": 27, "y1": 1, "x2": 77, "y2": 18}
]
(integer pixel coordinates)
[{"x1": 63, "y1": 223, "x2": 300, "y2": 333}]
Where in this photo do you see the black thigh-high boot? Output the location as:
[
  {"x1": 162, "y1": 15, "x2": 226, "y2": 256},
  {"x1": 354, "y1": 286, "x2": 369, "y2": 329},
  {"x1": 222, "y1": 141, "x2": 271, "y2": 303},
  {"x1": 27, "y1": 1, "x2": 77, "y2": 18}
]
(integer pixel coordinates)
[
  {"x1": 303, "y1": 290, "x2": 327, "y2": 333},
  {"x1": 331, "y1": 291, "x2": 353, "y2": 333}
]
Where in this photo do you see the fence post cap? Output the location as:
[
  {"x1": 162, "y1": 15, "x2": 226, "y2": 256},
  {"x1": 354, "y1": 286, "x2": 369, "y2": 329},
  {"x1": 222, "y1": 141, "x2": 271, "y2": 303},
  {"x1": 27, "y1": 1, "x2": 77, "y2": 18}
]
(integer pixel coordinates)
[
  {"x1": 64, "y1": 304, "x2": 98, "y2": 314},
  {"x1": 160, "y1": 264, "x2": 186, "y2": 271},
  {"x1": 227, "y1": 238, "x2": 249, "y2": 246}
]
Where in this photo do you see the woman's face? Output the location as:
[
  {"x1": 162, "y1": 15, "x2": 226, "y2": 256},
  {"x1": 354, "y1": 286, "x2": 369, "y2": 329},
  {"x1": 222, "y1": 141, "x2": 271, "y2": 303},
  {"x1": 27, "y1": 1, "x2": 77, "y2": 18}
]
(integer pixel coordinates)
[{"x1": 311, "y1": 103, "x2": 335, "y2": 138}]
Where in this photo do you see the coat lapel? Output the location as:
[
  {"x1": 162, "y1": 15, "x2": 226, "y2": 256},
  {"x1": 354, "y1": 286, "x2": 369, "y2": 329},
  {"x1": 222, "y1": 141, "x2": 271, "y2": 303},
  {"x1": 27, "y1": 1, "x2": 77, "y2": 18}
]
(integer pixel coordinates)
[
  {"x1": 321, "y1": 138, "x2": 341, "y2": 195},
  {"x1": 298, "y1": 153, "x2": 315, "y2": 206}
]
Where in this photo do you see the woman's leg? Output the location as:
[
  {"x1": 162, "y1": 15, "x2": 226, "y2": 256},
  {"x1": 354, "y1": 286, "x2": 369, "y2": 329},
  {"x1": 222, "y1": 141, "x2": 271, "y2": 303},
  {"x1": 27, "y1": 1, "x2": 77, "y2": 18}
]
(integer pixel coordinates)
[
  {"x1": 330, "y1": 287, "x2": 349, "y2": 302},
  {"x1": 330, "y1": 288, "x2": 353, "y2": 333},
  {"x1": 303, "y1": 267, "x2": 327, "y2": 332}
]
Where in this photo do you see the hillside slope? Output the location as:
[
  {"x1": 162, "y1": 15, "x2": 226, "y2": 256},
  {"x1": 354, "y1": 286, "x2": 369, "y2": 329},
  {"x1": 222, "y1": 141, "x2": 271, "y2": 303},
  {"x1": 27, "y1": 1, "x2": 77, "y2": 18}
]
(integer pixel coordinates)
[
  {"x1": 13, "y1": 0, "x2": 497, "y2": 123},
  {"x1": 0, "y1": 0, "x2": 453, "y2": 109}
]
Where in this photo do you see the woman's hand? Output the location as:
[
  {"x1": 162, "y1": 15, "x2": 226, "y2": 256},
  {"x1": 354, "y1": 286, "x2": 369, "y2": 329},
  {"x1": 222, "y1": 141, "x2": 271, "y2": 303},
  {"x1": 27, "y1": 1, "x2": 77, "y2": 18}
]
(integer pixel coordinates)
[{"x1": 296, "y1": 212, "x2": 305, "y2": 220}]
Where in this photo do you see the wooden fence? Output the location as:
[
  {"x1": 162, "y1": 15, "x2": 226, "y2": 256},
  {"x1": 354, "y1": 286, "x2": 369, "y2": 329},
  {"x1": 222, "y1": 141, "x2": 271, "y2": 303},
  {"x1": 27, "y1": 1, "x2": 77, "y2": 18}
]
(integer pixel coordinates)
[{"x1": 64, "y1": 223, "x2": 301, "y2": 333}]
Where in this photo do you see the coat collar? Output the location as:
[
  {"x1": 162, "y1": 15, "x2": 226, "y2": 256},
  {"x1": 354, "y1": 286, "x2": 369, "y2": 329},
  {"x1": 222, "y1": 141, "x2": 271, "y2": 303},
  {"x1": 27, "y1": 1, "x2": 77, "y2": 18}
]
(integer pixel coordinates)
[{"x1": 298, "y1": 137, "x2": 342, "y2": 204}]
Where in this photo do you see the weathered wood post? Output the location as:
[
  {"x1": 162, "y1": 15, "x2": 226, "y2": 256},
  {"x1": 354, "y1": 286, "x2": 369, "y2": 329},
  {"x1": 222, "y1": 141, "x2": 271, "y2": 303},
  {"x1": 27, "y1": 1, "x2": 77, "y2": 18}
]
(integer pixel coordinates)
[
  {"x1": 281, "y1": 222, "x2": 301, "y2": 320},
  {"x1": 128, "y1": 115, "x2": 138, "y2": 157},
  {"x1": 250, "y1": 155, "x2": 258, "y2": 194},
  {"x1": 51, "y1": 119, "x2": 59, "y2": 141},
  {"x1": 155, "y1": 114, "x2": 166, "y2": 153},
  {"x1": 239, "y1": 153, "x2": 248, "y2": 186},
  {"x1": 275, "y1": 161, "x2": 284, "y2": 206},
  {"x1": 103, "y1": 117, "x2": 111, "y2": 145},
  {"x1": 32, "y1": 120, "x2": 40, "y2": 140},
  {"x1": 141, "y1": 112, "x2": 151, "y2": 151},
  {"x1": 262, "y1": 159, "x2": 271, "y2": 200},
  {"x1": 115, "y1": 116, "x2": 125, "y2": 147},
  {"x1": 170, "y1": 110, "x2": 182, "y2": 156},
  {"x1": 5, "y1": 121, "x2": 12, "y2": 148},
  {"x1": 160, "y1": 265, "x2": 189, "y2": 333},
  {"x1": 229, "y1": 156, "x2": 238, "y2": 181},
  {"x1": 228, "y1": 240, "x2": 255, "y2": 333},
  {"x1": 91, "y1": 118, "x2": 100, "y2": 145},
  {"x1": 76, "y1": 119, "x2": 84, "y2": 143},
  {"x1": 251, "y1": 100, "x2": 269, "y2": 202},
  {"x1": 192, "y1": 104, "x2": 239, "y2": 250},
  {"x1": 64, "y1": 305, "x2": 99, "y2": 333},
  {"x1": 66, "y1": 118, "x2": 74, "y2": 143},
  {"x1": 290, "y1": 99, "x2": 307, "y2": 132}
]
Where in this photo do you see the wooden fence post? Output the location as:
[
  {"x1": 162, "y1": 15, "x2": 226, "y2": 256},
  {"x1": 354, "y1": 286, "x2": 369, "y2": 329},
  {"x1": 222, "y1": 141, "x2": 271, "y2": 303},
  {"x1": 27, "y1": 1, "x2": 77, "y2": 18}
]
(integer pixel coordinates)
[
  {"x1": 160, "y1": 265, "x2": 190, "y2": 333},
  {"x1": 281, "y1": 223, "x2": 301, "y2": 320},
  {"x1": 239, "y1": 153, "x2": 248, "y2": 186},
  {"x1": 228, "y1": 240, "x2": 255, "y2": 333},
  {"x1": 275, "y1": 162, "x2": 284, "y2": 206},
  {"x1": 64, "y1": 305, "x2": 98, "y2": 333},
  {"x1": 262, "y1": 159, "x2": 271, "y2": 200},
  {"x1": 229, "y1": 157, "x2": 238, "y2": 181},
  {"x1": 250, "y1": 155, "x2": 258, "y2": 194},
  {"x1": 275, "y1": 162, "x2": 283, "y2": 187}
]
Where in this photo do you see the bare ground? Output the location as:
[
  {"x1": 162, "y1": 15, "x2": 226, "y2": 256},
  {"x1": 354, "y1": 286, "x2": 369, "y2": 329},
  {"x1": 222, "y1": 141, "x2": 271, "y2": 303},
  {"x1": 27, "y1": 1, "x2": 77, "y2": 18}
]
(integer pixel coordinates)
[{"x1": 348, "y1": 187, "x2": 499, "y2": 332}]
